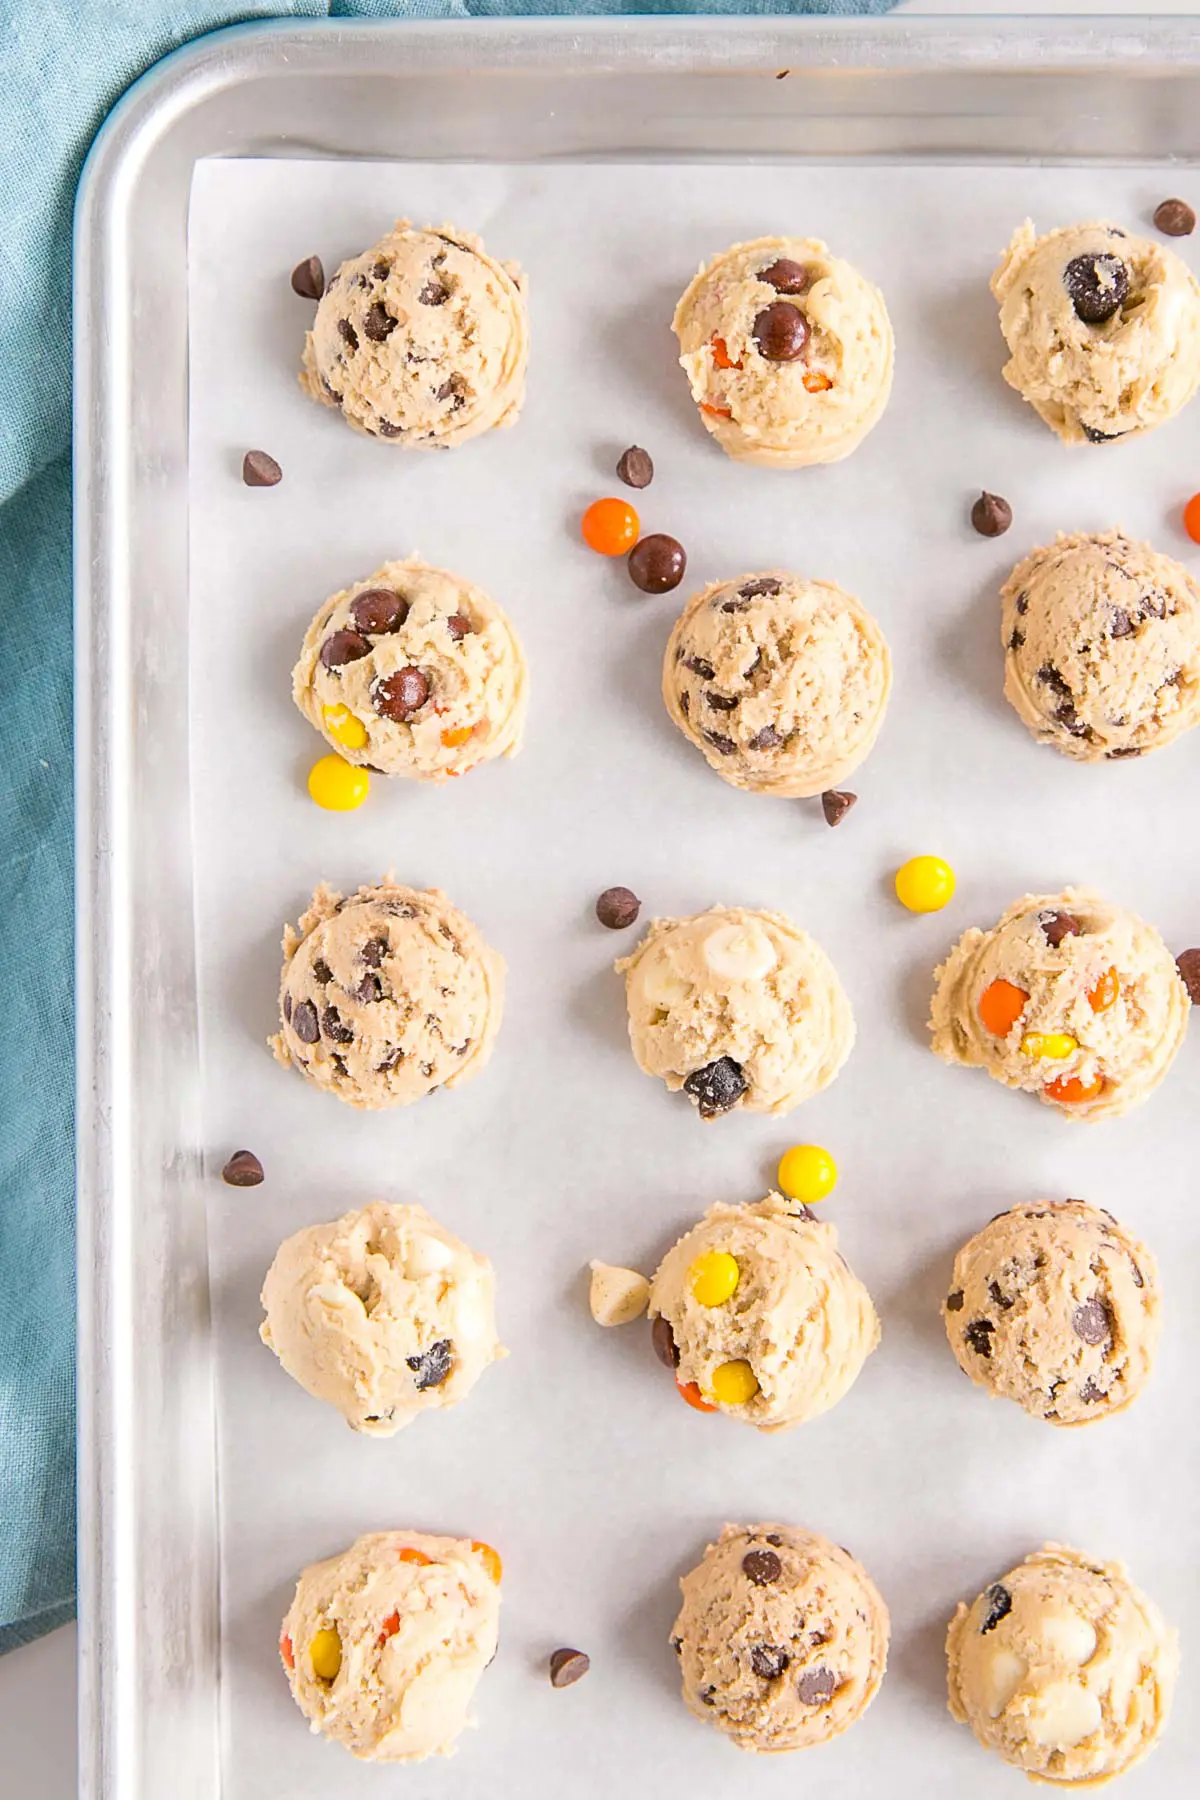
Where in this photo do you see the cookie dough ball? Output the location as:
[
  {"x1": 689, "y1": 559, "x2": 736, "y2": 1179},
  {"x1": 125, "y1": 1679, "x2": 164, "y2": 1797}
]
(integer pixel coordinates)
[
  {"x1": 269, "y1": 880, "x2": 504, "y2": 1110},
  {"x1": 930, "y1": 887, "x2": 1189, "y2": 1121},
  {"x1": 672, "y1": 1523, "x2": 888, "y2": 1752},
  {"x1": 300, "y1": 219, "x2": 527, "y2": 448},
  {"x1": 672, "y1": 236, "x2": 894, "y2": 467},
  {"x1": 1003, "y1": 530, "x2": 1200, "y2": 763},
  {"x1": 946, "y1": 1543, "x2": 1178, "y2": 1784},
  {"x1": 617, "y1": 906, "x2": 854, "y2": 1119},
  {"x1": 943, "y1": 1200, "x2": 1160, "y2": 1426},
  {"x1": 662, "y1": 571, "x2": 891, "y2": 797},
  {"x1": 293, "y1": 558, "x2": 528, "y2": 782},
  {"x1": 280, "y1": 1530, "x2": 501, "y2": 1762},
  {"x1": 649, "y1": 1194, "x2": 879, "y2": 1429},
  {"x1": 260, "y1": 1201, "x2": 502, "y2": 1435},
  {"x1": 992, "y1": 219, "x2": 1200, "y2": 445}
]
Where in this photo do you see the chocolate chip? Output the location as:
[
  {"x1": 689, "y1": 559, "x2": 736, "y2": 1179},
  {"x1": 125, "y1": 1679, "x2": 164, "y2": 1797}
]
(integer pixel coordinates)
[
  {"x1": 356, "y1": 974, "x2": 383, "y2": 1003},
  {"x1": 322, "y1": 1005, "x2": 353, "y2": 1045},
  {"x1": 1008, "y1": 629, "x2": 1025, "y2": 651},
  {"x1": 548, "y1": 1648, "x2": 590, "y2": 1689},
  {"x1": 282, "y1": 993, "x2": 293, "y2": 1023},
  {"x1": 670, "y1": 1635, "x2": 683, "y2": 1656},
  {"x1": 361, "y1": 937, "x2": 387, "y2": 968},
  {"x1": 1037, "y1": 664, "x2": 1072, "y2": 700},
  {"x1": 436, "y1": 376, "x2": 466, "y2": 410},
  {"x1": 1176, "y1": 948, "x2": 1200, "y2": 1004},
  {"x1": 1063, "y1": 252, "x2": 1129, "y2": 324},
  {"x1": 376, "y1": 419, "x2": 404, "y2": 438},
  {"x1": 1079, "y1": 1375, "x2": 1106, "y2": 1404},
  {"x1": 377, "y1": 1047, "x2": 405, "y2": 1073},
  {"x1": 759, "y1": 258, "x2": 810, "y2": 294},
  {"x1": 749, "y1": 725, "x2": 781, "y2": 751},
  {"x1": 751, "y1": 301, "x2": 808, "y2": 361},
  {"x1": 446, "y1": 614, "x2": 473, "y2": 641},
  {"x1": 988, "y1": 1280, "x2": 1014, "y2": 1311},
  {"x1": 628, "y1": 534, "x2": 686, "y2": 595},
  {"x1": 964, "y1": 1318, "x2": 995, "y2": 1358},
  {"x1": 742, "y1": 1550, "x2": 782, "y2": 1586},
  {"x1": 1015, "y1": 591, "x2": 1029, "y2": 615},
  {"x1": 682, "y1": 655, "x2": 715, "y2": 680},
  {"x1": 971, "y1": 491, "x2": 1012, "y2": 537},
  {"x1": 406, "y1": 1339, "x2": 453, "y2": 1390},
  {"x1": 1055, "y1": 700, "x2": 1091, "y2": 739},
  {"x1": 1130, "y1": 1259, "x2": 1145, "y2": 1290},
  {"x1": 980, "y1": 1584, "x2": 1012, "y2": 1633},
  {"x1": 320, "y1": 629, "x2": 371, "y2": 670},
  {"x1": 290, "y1": 255, "x2": 325, "y2": 300},
  {"x1": 351, "y1": 589, "x2": 408, "y2": 636},
  {"x1": 221, "y1": 1150, "x2": 264, "y2": 1187},
  {"x1": 699, "y1": 1686, "x2": 717, "y2": 1707},
  {"x1": 740, "y1": 578, "x2": 781, "y2": 599},
  {"x1": 595, "y1": 886, "x2": 641, "y2": 930},
  {"x1": 373, "y1": 667, "x2": 430, "y2": 720},
  {"x1": 651, "y1": 1314, "x2": 680, "y2": 1368},
  {"x1": 1082, "y1": 423, "x2": 1124, "y2": 444},
  {"x1": 1106, "y1": 746, "x2": 1143, "y2": 759},
  {"x1": 679, "y1": 693, "x2": 690, "y2": 715},
  {"x1": 1039, "y1": 909, "x2": 1081, "y2": 947},
  {"x1": 682, "y1": 1057, "x2": 747, "y2": 1118},
  {"x1": 241, "y1": 450, "x2": 281, "y2": 488},
  {"x1": 373, "y1": 260, "x2": 391, "y2": 281},
  {"x1": 751, "y1": 1645, "x2": 789, "y2": 1679},
  {"x1": 419, "y1": 280, "x2": 450, "y2": 306},
  {"x1": 821, "y1": 789, "x2": 856, "y2": 828},
  {"x1": 796, "y1": 1667, "x2": 837, "y2": 1706},
  {"x1": 1110, "y1": 608, "x2": 1135, "y2": 638},
  {"x1": 311, "y1": 959, "x2": 333, "y2": 985},
  {"x1": 706, "y1": 692, "x2": 738, "y2": 712},
  {"x1": 1072, "y1": 1298, "x2": 1112, "y2": 1346},
  {"x1": 701, "y1": 730, "x2": 737, "y2": 756},
  {"x1": 946, "y1": 1289, "x2": 964, "y2": 1312},
  {"x1": 1154, "y1": 197, "x2": 1196, "y2": 237},
  {"x1": 363, "y1": 302, "x2": 397, "y2": 342},
  {"x1": 292, "y1": 999, "x2": 319, "y2": 1044},
  {"x1": 616, "y1": 445, "x2": 654, "y2": 489},
  {"x1": 337, "y1": 318, "x2": 359, "y2": 352}
]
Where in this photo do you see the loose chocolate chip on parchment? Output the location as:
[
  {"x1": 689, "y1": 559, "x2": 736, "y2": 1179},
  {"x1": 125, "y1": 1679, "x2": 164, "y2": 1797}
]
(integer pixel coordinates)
[
  {"x1": 221, "y1": 1150, "x2": 264, "y2": 1187},
  {"x1": 628, "y1": 534, "x2": 687, "y2": 595},
  {"x1": 291, "y1": 999, "x2": 319, "y2": 1044},
  {"x1": 651, "y1": 1314, "x2": 680, "y2": 1369},
  {"x1": 742, "y1": 1550, "x2": 783, "y2": 1586},
  {"x1": 616, "y1": 445, "x2": 654, "y2": 489},
  {"x1": 1072, "y1": 1299, "x2": 1112, "y2": 1346},
  {"x1": 1154, "y1": 197, "x2": 1196, "y2": 237},
  {"x1": 751, "y1": 1645, "x2": 790, "y2": 1679},
  {"x1": 752, "y1": 301, "x2": 808, "y2": 362},
  {"x1": 796, "y1": 1667, "x2": 838, "y2": 1706},
  {"x1": 242, "y1": 450, "x2": 281, "y2": 488},
  {"x1": 351, "y1": 589, "x2": 408, "y2": 635},
  {"x1": 373, "y1": 667, "x2": 430, "y2": 720},
  {"x1": 821, "y1": 789, "x2": 857, "y2": 828},
  {"x1": 1176, "y1": 948, "x2": 1200, "y2": 1004},
  {"x1": 980, "y1": 1584, "x2": 1012, "y2": 1633},
  {"x1": 290, "y1": 255, "x2": 325, "y2": 300},
  {"x1": 595, "y1": 886, "x2": 641, "y2": 930},
  {"x1": 407, "y1": 1338, "x2": 454, "y2": 1389},
  {"x1": 548, "y1": 1648, "x2": 591, "y2": 1689},
  {"x1": 970, "y1": 491, "x2": 1012, "y2": 537}
]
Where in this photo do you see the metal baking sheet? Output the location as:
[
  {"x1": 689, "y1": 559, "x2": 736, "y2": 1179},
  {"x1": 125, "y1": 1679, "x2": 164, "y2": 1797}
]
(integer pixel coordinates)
[{"x1": 76, "y1": 19, "x2": 1200, "y2": 1800}]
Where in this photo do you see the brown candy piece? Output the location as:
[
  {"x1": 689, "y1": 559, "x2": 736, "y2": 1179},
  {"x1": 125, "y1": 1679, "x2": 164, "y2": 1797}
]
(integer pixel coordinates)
[
  {"x1": 751, "y1": 301, "x2": 808, "y2": 362},
  {"x1": 651, "y1": 1314, "x2": 679, "y2": 1368},
  {"x1": 320, "y1": 629, "x2": 371, "y2": 671},
  {"x1": 1154, "y1": 198, "x2": 1196, "y2": 237},
  {"x1": 351, "y1": 589, "x2": 408, "y2": 635},
  {"x1": 373, "y1": 667, "x2": 430, "y2": 720},
  {"x1": 628, "y1": 534, "x2": 686, "y2": 595},
  {"x1": 1176, "y1": 947, "x2": 1200, "y2": 1004},
  {"x1": 242, "y1": 450, "x2": 281, "y2": 488},
  {"x1": 1039, "y1": 909, "x2": 1081, "y2": 948},
  {"x1": 595, "y1": 886, "x2": 641, "y2": 930},
  {"x1": 759, "y1": 258, "x2": 810, "y2": 294},
  {"x1": 221, "y1": 1150, "x2": 264, "y2": 1187}
]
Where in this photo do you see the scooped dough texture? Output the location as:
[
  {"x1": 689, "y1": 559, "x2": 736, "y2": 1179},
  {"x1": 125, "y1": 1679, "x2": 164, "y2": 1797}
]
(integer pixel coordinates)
[
  {"x1": 662, "y1": 571, "x2": 892, "y2": 796},
  {"x1": 930, "y1": 887, "x2": 1189, "y2": 1121},
  {"x1": 672, "y1": 236, "x2": 894, "y2": 467},
  {"x1": 1002, "y1": 531, "x2": 1200, "y2": 762},
  {"x1": 943, "y1": 1200, "x2": 1160, "y2": 1427},
  {"x1": 300, "y1": 220, "x2": 527, "y2": 448},
  {"x1": 617, "y1": 906, "x2": 855, "y2": 1119},
  {"x1": 991, "y1": 220, "x2": 1200, "y2": 445},
  {"x1": 946, "y1": 1543, "x2": 1177, "y2": 1785},
  {"x1": 649, "y1": 1195, "x2": 879, "y2": 1430},
  {"x1": 293, "y1": 558, "x2": 528, "y2": 781},
  {"x1": 281, "y1": 1530, "x2": 500, "y2": 1762},
  {"x1": 260, "y1": 1201, "x2": 503, "y2": 1435},
  {"x1": 673, "y1": 1523, "x2": 889, "y2": 1752},
  {"x1": 269, "y1": 881, "x2": 504, "y2": 1110}
]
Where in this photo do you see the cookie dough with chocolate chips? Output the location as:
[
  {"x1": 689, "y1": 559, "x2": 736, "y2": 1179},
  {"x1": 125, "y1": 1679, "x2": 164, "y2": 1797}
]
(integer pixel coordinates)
[
  {"x1": 1002, "y1": 530, "x2": 1200, "y2": 761},
  {"x1": 672, "y1": 236, "x2": 894, "y2": 467},
  {"x1": 300, "y1": 220, "x2": 527, "y2": 448},
  {"x1": 947, "y1": 1543, "x2": 1178, "y2": 1785},
  {"x1": 260, "y1": 1201, "x2": 503, "y2": 1434},
  {"x1": 280, "y1": 1530, "x2": 501, "y2": 1761},
  {"x1": 943, "y1": 1200, "x2": 1160, "y2": 1426},
  {"x1": 991, "y1": 220, "x2": 1200, "y2": 445},
  {"x1": 293, "y1": 558, "x2": 528, "y2": 781},
  {"x1": 930, "y1": 886, "x2": 1190, "y2": 1121},
  {"x1": 662, "y1": 571, "x2": 891, "y2": 796},
  {"x1": 617, "y1": 905, "x2": 854, "y2": 1119},
  {"x1": 672, "y1": 1523, "x2": 889, "y2": 1753},
  {"x1": 648, "y1": 1194, "x2": 879, "y2": 1429},
  {"x1": 269, "y1": 880, "x2": 504, "y2": 1110}
]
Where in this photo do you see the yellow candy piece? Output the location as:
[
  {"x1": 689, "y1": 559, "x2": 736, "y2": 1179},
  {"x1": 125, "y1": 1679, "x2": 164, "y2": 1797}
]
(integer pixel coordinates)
[
  {"x1": 777, "y1": 1144, "x2": 837, "y2": 1205},
  {"x1": 308, "y1": 753, "x2": 369, "y2": 812},
  {"x1": 894, "y1": 855, "x2": 956, "y2": 914},
  {"x1": 688, "y1": 1251, "x2": 740, "y2": 1308},
  {"x1": 1021, "y1": 1031, "x2": 1079, "y2": 1061},
  {"x1": 708, "y1": 1360, "x2": 759, "y2": 1407},
  {"x1": 321, "y1": 703, "x2": 368, "y2": 751},
  {"x1": 309, "y1": 1627, "x2": 342, "y2": 1682}
]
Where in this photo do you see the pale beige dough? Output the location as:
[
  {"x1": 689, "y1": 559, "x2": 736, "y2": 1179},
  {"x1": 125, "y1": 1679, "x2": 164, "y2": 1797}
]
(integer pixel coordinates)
[
  {"x1": 588, "y1": 1261, "x2": 650, "y2": 1327},
  {"x1": 648, "y1": 1194, "x2": 879, "y2": 1430},
  {"x1": 293, "y1": 557, "x2": 528, "y2": 781},
  {"x1": 260, "y1": 1201, "x2": 503, "y2": 1435},
  {"x1": 947, "y1": 1543, "x2": 1178, "y2": 1785},
  {"x1": 617, "y1": 905, "x2": 854, "y2": 1119},
  {"x1": 269, "y1": 880, "x2": 504, "y2": 1111},
  {"x1": 280, "y1": 1530, "x2": 501, "y2": 1762},
  {"x1": 672, "y1": 236, "x2": 894, "y2": 467},
  {"x1": 1002, "y1": 531, "x2": 1200, "y2": 762},
  {"x1": 930, "y1": 887, "x2": 1189, "y2": 1121},
  {"x1": 672, "y1": 1523, "x2": 889, "y2": 1752},
  {"x1": 943, "y1": 1200, "x2": 1160, "y2": 1426},
  {"x1": 992, "y1": 219, "x2": 1200, "y2": 445},
  {"x1": 662, "y1": 571, "x2": 891, "y2": 796},
  {"x1": 301, "y1": 219, "x2": 527, "y2": 448}
]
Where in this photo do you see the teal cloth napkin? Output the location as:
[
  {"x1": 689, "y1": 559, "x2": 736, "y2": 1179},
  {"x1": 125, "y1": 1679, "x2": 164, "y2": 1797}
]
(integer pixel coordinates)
[{"x1": 0, "y1": 0, "x2": 895, "y2": 1654}]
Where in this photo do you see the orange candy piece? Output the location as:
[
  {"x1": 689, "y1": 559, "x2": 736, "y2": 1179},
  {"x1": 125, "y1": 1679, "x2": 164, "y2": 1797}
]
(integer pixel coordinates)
[
  {"x1": 1088, "y1": 966, "x2": 1119, "y2": 1013},
  {"x1": 397, "y1": 1547, "x2": 432, "y2": 1566},
  {"x1": 1045, "y1": 1072, "x2": 1105, "y2": 1105},
  {"x1": 710, "y1": 334, "x2": 742, "y2": 371},
  {"x1": 279, "y1": 1633, "x2": 295, "y2": 1670},
  {"x1": 677, "y1": 1378, "x2": 717, "y2": 1414},
  {"x1": 581, "y1": 497, "x2": 639, "y2": 556},
  {"x1": 440, "y1": 724, "x2": 475, "y2": 749},
  {"x1": 377, "y1": 1610, "x2": 401, "y2": 1646},
  {"x1": 1184, "y1": 492, "x2": 1200, "y2": 545},
  {"x1": 700, "y1": 402, "x2": 733, "y2": 420},
  {"x1": 803, "y1": 371, "x2": 833, "y2": 393},
  {"x1": 979, "y1": 978, "x2": 1030, "y2": 1037},
  {"x1": 472, "y1": 1541, "x2": 503, "y2": 1584}
]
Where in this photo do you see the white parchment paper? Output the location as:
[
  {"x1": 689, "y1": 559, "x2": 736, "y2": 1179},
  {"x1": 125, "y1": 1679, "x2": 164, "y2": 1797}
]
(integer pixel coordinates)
[{"x1": 188, "y1": 159, "x2": 1200, "y2": 1799}]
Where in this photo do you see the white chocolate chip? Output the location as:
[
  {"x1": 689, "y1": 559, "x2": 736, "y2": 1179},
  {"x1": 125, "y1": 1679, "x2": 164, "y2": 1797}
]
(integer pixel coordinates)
[
  {"x1": 453, "y1": 1278, "x2": 489, "y2": 1341},
  {"x1": 405, "y1": 1233, "x2": 455, "y2": 1277},
  {"x1": 702, "y1": 923, "x2": 776, "y2": 982},
  {"x1": 1026, "y1": 1680, "x2": 1102, "y2": 1749},
  {"x1": 640, "y1": 951, "x2": 691, "y2": 1008},
  {"x1": 983, "y1": 1647, "x2": 1028, "y2": 1718},
  {"x1": 1038, "y1": 1612, "x2": 1098, "y2": 1668},
  {"x1": 589, "y1": 1262, "x2": 650, "y2": 1327}
]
